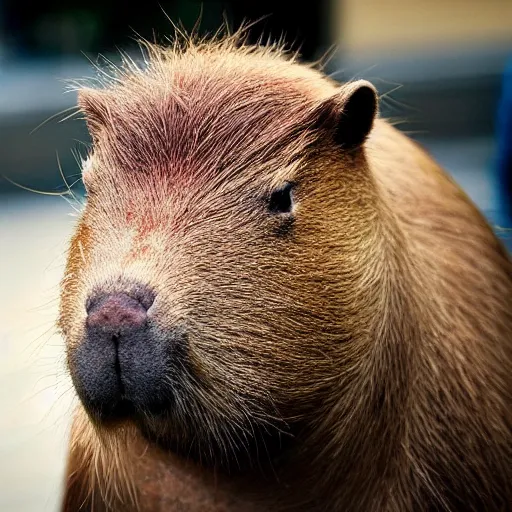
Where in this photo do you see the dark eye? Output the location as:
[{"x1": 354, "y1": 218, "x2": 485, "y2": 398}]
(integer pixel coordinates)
[{"x1": 268, "y1": 182, "x2": 294, "y2": 214}]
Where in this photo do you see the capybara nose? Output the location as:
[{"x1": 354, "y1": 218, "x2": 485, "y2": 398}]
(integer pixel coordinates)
[
  {"x1": 86, "y1": 293, "x2": 149, "y2": 333},
  {"x1": 71, "y1": 286, "x2": 179, "y2": 423}
]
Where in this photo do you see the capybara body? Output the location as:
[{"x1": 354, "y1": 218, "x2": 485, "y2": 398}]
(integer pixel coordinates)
[{"x1": 58, "y1": 34, "x2": 512, "y2": 511}]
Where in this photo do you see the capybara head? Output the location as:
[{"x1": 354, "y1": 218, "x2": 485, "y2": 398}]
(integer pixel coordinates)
[{"x1": 59, "y1": 36, "x2": 382, "y2": 467}]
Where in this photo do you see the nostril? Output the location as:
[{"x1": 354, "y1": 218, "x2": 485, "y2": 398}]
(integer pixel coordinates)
[{"x1": 86, "y1": 293, "x2": 148, "y2": 331}]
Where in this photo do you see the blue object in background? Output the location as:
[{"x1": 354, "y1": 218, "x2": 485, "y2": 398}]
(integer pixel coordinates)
[{"x1": 495, "y1": 57, "x2": 512, "y2": 228}]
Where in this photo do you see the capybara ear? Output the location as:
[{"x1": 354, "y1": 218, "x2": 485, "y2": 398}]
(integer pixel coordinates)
[
  {"x1": 78, "y1": 88, "x2": 114, "y2": 141},
  {"x1": 314, "y1": 80, "x2": 378, "y2": 150}
]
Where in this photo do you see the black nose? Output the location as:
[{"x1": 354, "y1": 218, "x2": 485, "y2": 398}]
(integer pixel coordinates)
[{"x1": 70, "y1": 286, "x2": 182, "y2": 423}]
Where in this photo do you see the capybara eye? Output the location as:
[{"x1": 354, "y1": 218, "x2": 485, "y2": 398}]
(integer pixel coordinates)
[{"x1": 268, "y1": 182, "x2": 294, "y2": 214}]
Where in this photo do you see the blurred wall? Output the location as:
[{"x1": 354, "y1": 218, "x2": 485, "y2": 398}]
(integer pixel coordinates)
[{"x1": 338, "y1": 0, "x2": 512, "y2": 54}]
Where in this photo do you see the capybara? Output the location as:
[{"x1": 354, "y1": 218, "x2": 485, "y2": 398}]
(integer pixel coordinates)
[{"x1": 58, "y1": 33, "x2": 512, "y2": 511}]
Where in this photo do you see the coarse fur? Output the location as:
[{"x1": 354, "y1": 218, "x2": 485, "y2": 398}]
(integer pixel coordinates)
[{"x1": 58, "y1": 30, "x2": 512, "y2": 511}]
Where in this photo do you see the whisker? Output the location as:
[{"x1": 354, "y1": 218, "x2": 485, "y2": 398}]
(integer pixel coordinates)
[
  {"x1": 2, "y1": 175, "x2": 71, "y2": 197},
  {"x1": 30, "y1": 106, "x2": 79, "y2": 135}
]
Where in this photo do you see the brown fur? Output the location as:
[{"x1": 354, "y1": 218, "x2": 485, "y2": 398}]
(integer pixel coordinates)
[{"x1": 58, "y1": 32, "x2": 512, "y2": 511}]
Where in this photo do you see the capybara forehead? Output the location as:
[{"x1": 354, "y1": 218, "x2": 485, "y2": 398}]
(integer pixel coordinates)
[{"x1": 80, "y1": 43, "x2": 332, "y2": 183}]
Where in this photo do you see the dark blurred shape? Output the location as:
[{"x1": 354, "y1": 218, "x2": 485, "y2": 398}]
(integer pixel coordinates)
[
  {"x1": 1, "y1": 1, "x2": 328, "y2": 60},
  {"x1": 228, "y1": 1, "x2": 330, "y2": 61},
  {"x1": 495, "y1": 58, "x2": 512, "y2": 223}
]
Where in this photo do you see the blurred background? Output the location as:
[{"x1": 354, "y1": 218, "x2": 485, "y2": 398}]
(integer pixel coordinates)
[{"x1": 0, "y1": 1, "x2": 511, "y2": 510}]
